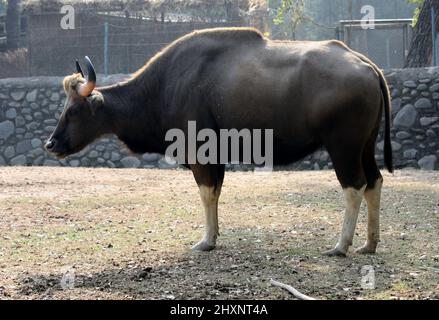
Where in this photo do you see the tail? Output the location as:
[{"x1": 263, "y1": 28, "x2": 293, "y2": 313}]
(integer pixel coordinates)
[
  {"x1": 377, "y1": 69, "x2": 394, "y2": 173},
  {"x1": 350, "y1": 49, "x2": 394, "y2": 173}
]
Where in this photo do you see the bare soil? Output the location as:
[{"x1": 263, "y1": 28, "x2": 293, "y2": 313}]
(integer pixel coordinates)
[{"x1": 0, "y1": 167, "x2": 438, "y2": 300}]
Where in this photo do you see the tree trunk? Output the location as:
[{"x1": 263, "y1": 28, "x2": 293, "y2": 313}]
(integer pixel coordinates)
[
  {"x1": 6, "y1": 0, "x2": 21, "y2": 51},
  {"x1": 405, "y1": 0, "x2": 439, "y2": 68}
]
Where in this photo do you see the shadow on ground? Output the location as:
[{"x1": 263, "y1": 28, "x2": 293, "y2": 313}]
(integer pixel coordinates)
[{"x1": 16, "y1": 227, "x2": 435, "y2": 300}]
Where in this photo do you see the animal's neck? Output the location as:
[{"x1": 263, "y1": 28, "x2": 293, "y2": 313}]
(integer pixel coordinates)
[{"x1": 99, "y1": 75, "x2": 164, "y2": 154}]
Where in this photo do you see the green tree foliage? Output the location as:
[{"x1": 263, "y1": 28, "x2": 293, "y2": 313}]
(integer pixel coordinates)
[
  {"x1": 271, "y1": 0, "x2": 418, "y2": 41},
  {"x1": 405, "y1": 0, "x2": 439, "y2": 67},
  {"x1": 272, "y1": 0, "x2": 305, "y2": 40},
  {"x1": 408, "y1": 0, "x2": 425, "y2": 25}
]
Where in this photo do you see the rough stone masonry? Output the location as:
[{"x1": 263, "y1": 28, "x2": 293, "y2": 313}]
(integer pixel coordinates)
[{"x1": 0, "y1": 68, "x2": 438, "y2": 170}]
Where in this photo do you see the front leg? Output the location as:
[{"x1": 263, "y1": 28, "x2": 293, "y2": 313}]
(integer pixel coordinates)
[
  {"x1": 192, "y1": 185, "x2": 221, "y2": 251},
  {"x1": 190, "y1": 164, "x2": 225, "y2": 252}
]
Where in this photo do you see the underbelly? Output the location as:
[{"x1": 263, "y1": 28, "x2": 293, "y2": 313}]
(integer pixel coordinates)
[
  {"x1": 207, "y1": 138, "x2": 322, "y2": 166},
  {"x1": 272, "y1": 141, "x2": 322, "y2": 165}
]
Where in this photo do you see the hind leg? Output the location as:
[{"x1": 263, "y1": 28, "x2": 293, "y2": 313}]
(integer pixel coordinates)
[
  {"x1": 355, "y1": 142, "x2": 383, "y2": 254},
  {"x1": 323, "y1": 146, "x2": 367, "y2": 257}
]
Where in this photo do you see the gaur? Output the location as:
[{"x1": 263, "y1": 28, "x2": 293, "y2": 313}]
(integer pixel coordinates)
[{"x1": 46, "y1": 28, "x2": 393, "y2": 256}]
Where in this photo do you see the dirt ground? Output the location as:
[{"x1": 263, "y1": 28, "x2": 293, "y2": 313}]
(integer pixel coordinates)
[{"x1": 0, "y1": 167, "x2": 438, "y2": 300}]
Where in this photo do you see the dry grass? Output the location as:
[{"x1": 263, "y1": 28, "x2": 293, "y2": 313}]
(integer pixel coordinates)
[{"x1": 0, "y1": 167, "x2": 438, "y2": 300}]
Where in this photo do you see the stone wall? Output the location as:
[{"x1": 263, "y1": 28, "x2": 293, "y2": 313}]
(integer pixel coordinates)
[
  {"x1": 0, "y1": 75, "x2": 176, "y2": 169},
  {"x1": 0, "y1": 68, "x2": 438, "y2": 170},
  {"x1": 382, "y1": 68, "x2": 439, "y2": 170}
]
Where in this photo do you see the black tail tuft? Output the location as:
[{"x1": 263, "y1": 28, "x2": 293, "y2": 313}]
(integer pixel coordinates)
[{"x1": 379, "y1": 72, "x2": 394, "y2": 173}]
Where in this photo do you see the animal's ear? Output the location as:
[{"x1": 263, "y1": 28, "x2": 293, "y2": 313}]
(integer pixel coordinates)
[{"x1": 86, "y1": 91, "x2": 104, "y2": 116}]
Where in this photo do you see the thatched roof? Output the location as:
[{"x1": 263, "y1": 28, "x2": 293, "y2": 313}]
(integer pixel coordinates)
[{"x1": 22, "y1": 0, "x2": 266, "y2": 13}]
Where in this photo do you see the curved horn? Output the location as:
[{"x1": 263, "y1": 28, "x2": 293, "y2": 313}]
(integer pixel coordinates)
[
  {"x1": 78, "y1": 56, "x2": 96, "y2": 97},
  {"x1": 75, "y1": 60, "x2": 84, "y2": 77}
]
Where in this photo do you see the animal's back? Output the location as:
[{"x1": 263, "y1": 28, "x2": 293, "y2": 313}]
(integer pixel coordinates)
[
  {"x1": 206, "y1": 37, "x2": 378, "y2": 128},
  {"x1": 153, "y1": 28, "x2": 381, "y2": 149}
]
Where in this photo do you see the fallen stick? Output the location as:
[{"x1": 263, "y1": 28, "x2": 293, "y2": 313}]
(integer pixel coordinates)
[
  {"x1": 270, "y1": 279, "x2": 317, "y2": 300},
  {"x1": 419, "y1": 266, "x2": 439, "y2": 273}
]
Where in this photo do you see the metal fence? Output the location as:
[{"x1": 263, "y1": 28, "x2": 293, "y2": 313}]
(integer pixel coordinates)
[
  {"x1": 0, "y1": 14, "x2": 28, "y2": 52},
  {"x1": 25, "y1": 12, "x2": 246, "y2": 77},
  {"x1": 1, "y1": 13, "x2": 430, "y2": 76},
  {"x1": 336, "y1": 19, "x2": 413, "y2": 69}
]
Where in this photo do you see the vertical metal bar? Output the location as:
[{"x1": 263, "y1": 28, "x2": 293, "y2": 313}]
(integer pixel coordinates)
[
  {"x1": 432, "y1": 7, "x2": 437, "y2": 66},
  {"x1": 104, "y1": 22, "x2": 109, "y2": 76},
  {"x1": 344, "y1": 25, "x2": 350, "y2": 46},
  {"x1": 386, "y1": 38, "x2": 391, "y2": 69},
  {"x1": 402, "y1": 24, "x2": 409, "y2": 60},
  {"x1": 126, "y1": 16, "x2": 131, "y2": 74},
  {"x1": 27, "y1": 15, "x2": 32, "y2": 77}
]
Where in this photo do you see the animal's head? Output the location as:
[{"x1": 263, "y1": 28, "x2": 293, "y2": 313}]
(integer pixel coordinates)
[{"x1": 45, "y1": 57, "x2": 106, "y2": 158}]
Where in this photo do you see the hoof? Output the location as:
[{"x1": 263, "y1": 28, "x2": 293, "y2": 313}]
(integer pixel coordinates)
[
  {"x1": 322, "y1": 247, "x2": 347, "y2": 257},
  {"x1": 192, "y1": 240, "x2": 216, "y2": 252},
  {"x1": 355, "y1": 244, "x2": 377, "y2": 255}
]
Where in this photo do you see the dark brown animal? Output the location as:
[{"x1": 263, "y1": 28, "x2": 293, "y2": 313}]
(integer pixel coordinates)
[{"x1": 46, "y1": 28, "x2": 393, "y2": 256}]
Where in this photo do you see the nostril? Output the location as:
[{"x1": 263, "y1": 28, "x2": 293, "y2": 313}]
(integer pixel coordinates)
[{"x1": 45, "y1": 139, "x2": 55, "y2": 151}]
